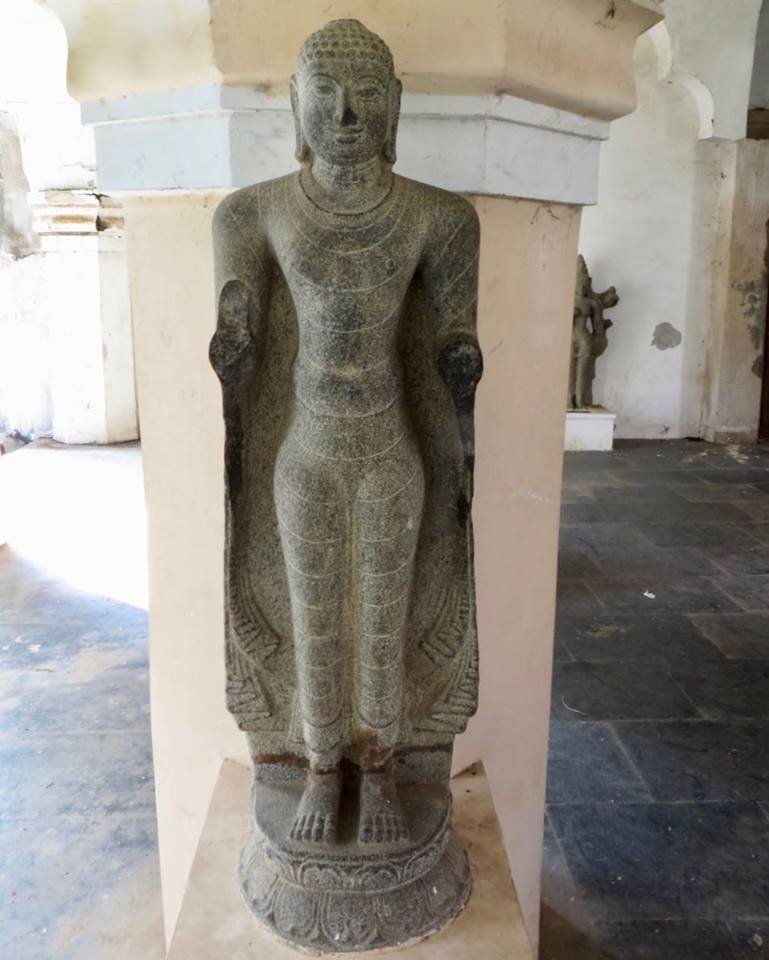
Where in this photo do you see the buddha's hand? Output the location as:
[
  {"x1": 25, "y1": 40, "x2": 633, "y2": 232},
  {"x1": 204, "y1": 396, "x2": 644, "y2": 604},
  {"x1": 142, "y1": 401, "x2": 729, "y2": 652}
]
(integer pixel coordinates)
[
  {"x1": 437, "y1": 338, "x2": 483, "y2": 419},
  {"x1": 210, "y1": 279, "x2": 253, "y2": 382},
  {"x1": 437, "y1": 338, "x2": 483, "y2": 478}
]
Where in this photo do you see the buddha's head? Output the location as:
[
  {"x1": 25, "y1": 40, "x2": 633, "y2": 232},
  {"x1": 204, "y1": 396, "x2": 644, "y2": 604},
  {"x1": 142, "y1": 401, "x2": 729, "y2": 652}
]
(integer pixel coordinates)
[{"x1": 291, "y1": 19, "x2": 402, "y2": 167}]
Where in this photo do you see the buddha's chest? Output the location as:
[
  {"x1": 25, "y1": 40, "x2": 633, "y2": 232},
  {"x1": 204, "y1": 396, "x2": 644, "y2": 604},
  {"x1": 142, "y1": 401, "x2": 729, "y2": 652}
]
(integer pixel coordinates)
[{"x1": 267, "y1": 177, "x2": 424, "y2": 328}]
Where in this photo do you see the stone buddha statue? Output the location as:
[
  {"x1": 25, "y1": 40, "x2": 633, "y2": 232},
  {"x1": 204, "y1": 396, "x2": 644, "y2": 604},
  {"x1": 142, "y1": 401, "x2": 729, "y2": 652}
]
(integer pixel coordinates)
[{"x1": 210, "y1": 18, "x2": 482, "y2": 952}]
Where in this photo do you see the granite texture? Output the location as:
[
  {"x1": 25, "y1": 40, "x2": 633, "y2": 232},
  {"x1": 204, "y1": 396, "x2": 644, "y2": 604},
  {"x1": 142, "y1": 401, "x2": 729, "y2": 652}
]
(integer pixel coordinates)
[{"x1": 210, "y1": 19, "x2": 482, "y2": 952}]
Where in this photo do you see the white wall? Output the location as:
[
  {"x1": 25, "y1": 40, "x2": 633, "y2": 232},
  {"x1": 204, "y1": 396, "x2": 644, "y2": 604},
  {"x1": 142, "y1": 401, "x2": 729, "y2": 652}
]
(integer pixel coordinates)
[
  {"x1": 0, "y1": 0, "x2": 138, "y2": 444},
  {"x1": 579, "y1": 0, "x2": 769, "y2": 441},
  {"x1": 750, "y1": 0, "x2": 769, "y2": 108},
  {"x1": 579, "y1": 24, "x2": 724, "y2": 438}
]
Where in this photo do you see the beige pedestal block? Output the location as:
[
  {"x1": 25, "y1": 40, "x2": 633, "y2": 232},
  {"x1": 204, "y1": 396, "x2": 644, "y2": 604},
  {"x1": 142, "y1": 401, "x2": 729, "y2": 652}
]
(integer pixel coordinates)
[{"x1": 168, "y1": 762, "x2": 533, "y2": 960}]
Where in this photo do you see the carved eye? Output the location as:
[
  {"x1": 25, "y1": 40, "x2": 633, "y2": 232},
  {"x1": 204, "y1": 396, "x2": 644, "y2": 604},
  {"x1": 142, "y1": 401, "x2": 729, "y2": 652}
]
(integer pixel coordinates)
[
  {"x1": 312, "y1": 80, "x2": 336, "y2": 97},
  {"x1": 357, "y1": 85, "x2": 382, "y2": 101}
]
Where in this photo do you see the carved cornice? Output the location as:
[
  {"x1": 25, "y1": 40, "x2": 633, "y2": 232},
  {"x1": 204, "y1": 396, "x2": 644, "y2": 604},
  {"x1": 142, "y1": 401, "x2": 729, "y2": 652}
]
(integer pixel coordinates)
[{"x1": 49, "y1": 0, "x2": 662, "y2": 121}]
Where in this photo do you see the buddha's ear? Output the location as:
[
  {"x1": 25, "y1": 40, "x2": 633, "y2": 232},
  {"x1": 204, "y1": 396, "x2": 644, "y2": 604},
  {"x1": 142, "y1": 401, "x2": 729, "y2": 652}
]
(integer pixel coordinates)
[
  {"x1": 383, "y1": 77, "x2": 402, "y2": 166},
  {"x1": 290, "y1": 76, "x2": 311, "y2": 163}
]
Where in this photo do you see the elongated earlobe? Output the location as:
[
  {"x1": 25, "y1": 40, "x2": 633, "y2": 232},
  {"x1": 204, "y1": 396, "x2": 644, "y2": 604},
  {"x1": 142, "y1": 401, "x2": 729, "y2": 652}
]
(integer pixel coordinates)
[
  {"x1": 383, "y1": 78, "x2": 402, "y2": 165},
  {"x1": 290, "y1": 77, "x2": 311, "y2": 163}
]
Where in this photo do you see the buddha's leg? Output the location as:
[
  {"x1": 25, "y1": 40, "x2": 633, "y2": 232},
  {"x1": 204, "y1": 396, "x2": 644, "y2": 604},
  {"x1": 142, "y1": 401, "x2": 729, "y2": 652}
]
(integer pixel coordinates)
[
  {"x1": 354, "y1": 440, "x2": 425, "y2": 844},
  {"x1": 275, "y1": 442, "x2": 346, "y2": 843}
]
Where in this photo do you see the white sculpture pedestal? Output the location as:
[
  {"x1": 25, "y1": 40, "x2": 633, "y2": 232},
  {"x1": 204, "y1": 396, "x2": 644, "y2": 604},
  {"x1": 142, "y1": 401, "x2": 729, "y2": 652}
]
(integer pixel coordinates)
[
  {"x1": 565, "y1": 406, "x2": 616, "y2": 451},
  {"x1": 167, "y1": 761, "x2": 534, "y2": 960}
]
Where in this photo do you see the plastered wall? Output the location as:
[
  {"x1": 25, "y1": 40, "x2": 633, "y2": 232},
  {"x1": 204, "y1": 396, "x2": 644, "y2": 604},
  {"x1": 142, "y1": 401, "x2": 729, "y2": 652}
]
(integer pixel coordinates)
[
  {"x1": 579, "y1": 26, "x2": 734, "y2": 439},
  {"x1": 579, "y1": 4, "x2": 769, "y2": 441},
  {"x1": 125, "y1": 190, "x2": 579, "y2": 949},
  {"x1": 702, "y1": 139, "x2": 769, "y2": 442}
]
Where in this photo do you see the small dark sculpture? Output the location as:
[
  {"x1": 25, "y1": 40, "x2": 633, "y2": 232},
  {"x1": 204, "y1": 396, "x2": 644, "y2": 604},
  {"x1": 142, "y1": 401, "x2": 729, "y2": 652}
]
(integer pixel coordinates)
[
  {"x1": 210, "y1": 18, "x2": 482, "y2": 953},
  {"x1": 568, "y1": 255, "x2": 619, "y2": 409}
]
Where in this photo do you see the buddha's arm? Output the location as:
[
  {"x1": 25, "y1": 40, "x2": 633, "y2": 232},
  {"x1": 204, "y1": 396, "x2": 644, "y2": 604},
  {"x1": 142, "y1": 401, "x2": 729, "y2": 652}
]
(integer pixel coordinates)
[
  {"x1": 423, "y1": 199, "x2": 483, "y2": 477},
  {"x1": 210, "y1": 193, "x2": 272, "y2": 390},
  {"x1": 210, "y1": 193, "x2": 273, "y2": 498}
]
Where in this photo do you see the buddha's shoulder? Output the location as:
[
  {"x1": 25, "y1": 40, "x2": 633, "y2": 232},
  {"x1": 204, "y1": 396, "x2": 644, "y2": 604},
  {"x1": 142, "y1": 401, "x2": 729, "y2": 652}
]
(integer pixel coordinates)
[
  {"x1": 214, "y1": 173, "x2": 298, "y2": 228},
  {"x1": 398, "y1": 176, "x2": 477, "y2": 221}
]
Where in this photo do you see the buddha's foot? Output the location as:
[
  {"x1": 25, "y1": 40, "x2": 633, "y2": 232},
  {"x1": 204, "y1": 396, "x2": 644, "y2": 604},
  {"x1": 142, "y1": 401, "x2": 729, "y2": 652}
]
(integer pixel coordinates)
[
  {"x1": 289, "y1": 768, "x2": 341, "y2": 844},
  {"x1": 358, "y1": 769, "x2": 409, "y2": 844}
]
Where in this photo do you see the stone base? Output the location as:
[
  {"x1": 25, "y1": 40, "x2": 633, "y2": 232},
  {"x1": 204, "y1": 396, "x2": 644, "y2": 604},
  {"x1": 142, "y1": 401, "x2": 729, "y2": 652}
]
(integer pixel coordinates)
[
  {"x1": 167, "y1": 760, "x2": 534, "y2": 959},
  {"x1": 565, "y1": 406, "x2": 616, "y2": 451},
  {"x1": 239, "y1": 779, "x2": 470, "y2": 953}
]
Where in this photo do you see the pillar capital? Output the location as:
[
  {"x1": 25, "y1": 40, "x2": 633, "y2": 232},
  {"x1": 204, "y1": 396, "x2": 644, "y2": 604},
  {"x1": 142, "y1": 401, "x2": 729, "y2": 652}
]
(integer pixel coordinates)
[{"x1": 47, "y1": 0, "x2": 662, "y2": 204}]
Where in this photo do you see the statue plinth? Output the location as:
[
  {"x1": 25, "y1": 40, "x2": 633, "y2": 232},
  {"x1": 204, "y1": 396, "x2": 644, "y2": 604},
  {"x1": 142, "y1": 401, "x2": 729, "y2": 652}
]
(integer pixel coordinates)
[{"x1": 240, "y1": 767, "x2": 471, "y2": 952}]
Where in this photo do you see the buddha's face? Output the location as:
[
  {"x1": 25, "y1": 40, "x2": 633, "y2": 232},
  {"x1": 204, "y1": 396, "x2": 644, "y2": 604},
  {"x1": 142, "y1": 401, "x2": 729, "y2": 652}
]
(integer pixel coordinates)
[{"x1": 294, "y1": 60, "x2": 394, "y2": 165}]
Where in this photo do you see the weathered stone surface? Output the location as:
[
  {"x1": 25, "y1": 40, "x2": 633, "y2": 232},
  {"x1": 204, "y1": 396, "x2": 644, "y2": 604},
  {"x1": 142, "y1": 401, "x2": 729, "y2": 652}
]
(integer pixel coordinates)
[
  {"x1": 568, "y1": 255, "x2": 619, "y2": 410},
  {"x1": 210, "y1": 18, "x2": 482, "y2": 953}
]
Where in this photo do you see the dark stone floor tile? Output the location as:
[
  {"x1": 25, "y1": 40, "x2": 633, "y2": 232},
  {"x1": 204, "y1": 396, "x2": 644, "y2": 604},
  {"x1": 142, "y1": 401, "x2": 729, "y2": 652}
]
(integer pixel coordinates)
[
  {"x1": 730, "y1": 919, "x2": 769, "y2": 956},
  {"x1": 591, "y1": 485, "x2": 688, "y2": 502},
  {"x1": 552, "y1": 622, "x2": 573, "y2": 661},
  {"x1": 540, "y1": 913, "x2": 754, "y2": 960},
  {"x1": 733, "y1": 501, "x2": 769, "y2": 522},
  {"x1": 539, "y1": 906, "x2": 608, "y2": 960},
  {"x1": 561, "y1": 485, "x2": 599, "y2": 505},
  {"x1": 588, "y1": 577, "x2": 740, "y2": 615},
  {"x1": 612, "y1": 441, "x2": 756, "y2": 469},
  {"x1": 671, "y1": 484, "x2": 767, "y2": 502},
  {"x1": 709, "y1": 546, "x2": 769, "y2": 577},
  {"x1": 587, "y1": 545, "x2": 718, "y2": 580},
  {"x1": 714, "y1": 575, "x2": 769, "y2": 612},
  {"x1": 556, "y1": 579, "x2": 605, "y2": 617},
  {"x1": 547, "y1": 722, "x2": 650, "y2": 803},
  {"x1": 694, "y1": 469, "x2": 769, "y2": 485},
  {"x1": 595, "y1": 920, "x2": 746, "y2": 960},
  {"x1": 636, "y1": 522, "x2": 761, "y2": 549},
  {"x1": 563, "y1": 453, "x2": 622, "y2": 477},
  {"x1": 540, "y1": 916, "x2": 753, "y2": 960},
  {"x1": 614, "y1": 720, "x2": 769, "y2": 801},
  {"x1": 740, "y1": 523, "x2": 769, "y2": 544},
  {"x1": 689, "y1": 614, "x2": 769, "y2": 658},
  {"x1": 560, "y1": 523, "x2": 654, "y2": 552},
  {"x1": 566, "y1": 499, "x2": 753, "y2": 525},
  {"x1": 551, "y1": 662, "x2": 698, "y2": 722},
  {"x1": 0, "y1": 731, "x2": 155, "y2": 819},
  {"x1": 562, "y1": 502, "x2": 624, "y2": 524},
  {"x1": 611, "y1": 469, "x2": 709, "y2": 486},
  {"x1": 560, "y1": 613, "x2": 722, "y2": 661},
  {"x1": 669, "y1": 660, "x2": 769, "y2": 721},
  {"x1": 542, "y1": 813, "x2": 587, "y2": 927},
  {"x1": 549, "y1": 801, "x2": 769, "y2": 921},
  {"x1": 559, "y1": 547, "x2": 603, "y2": 579}
]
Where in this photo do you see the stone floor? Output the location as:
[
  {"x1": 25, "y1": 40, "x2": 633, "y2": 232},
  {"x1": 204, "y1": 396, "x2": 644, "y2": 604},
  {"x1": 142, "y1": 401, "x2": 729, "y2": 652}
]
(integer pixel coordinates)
[
  {"x1": 542, "y1": 439, "x2": 769, "y2": 960},
  {"x1": 0, "y1": 442, "x2": 164, "y2": 960}
]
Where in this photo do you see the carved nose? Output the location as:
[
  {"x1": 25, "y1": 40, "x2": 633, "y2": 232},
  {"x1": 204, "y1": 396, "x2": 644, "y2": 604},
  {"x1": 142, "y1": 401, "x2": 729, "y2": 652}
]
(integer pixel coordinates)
[{"x1": 341, "y1": 104, "x2": 358, "y2": 127}]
